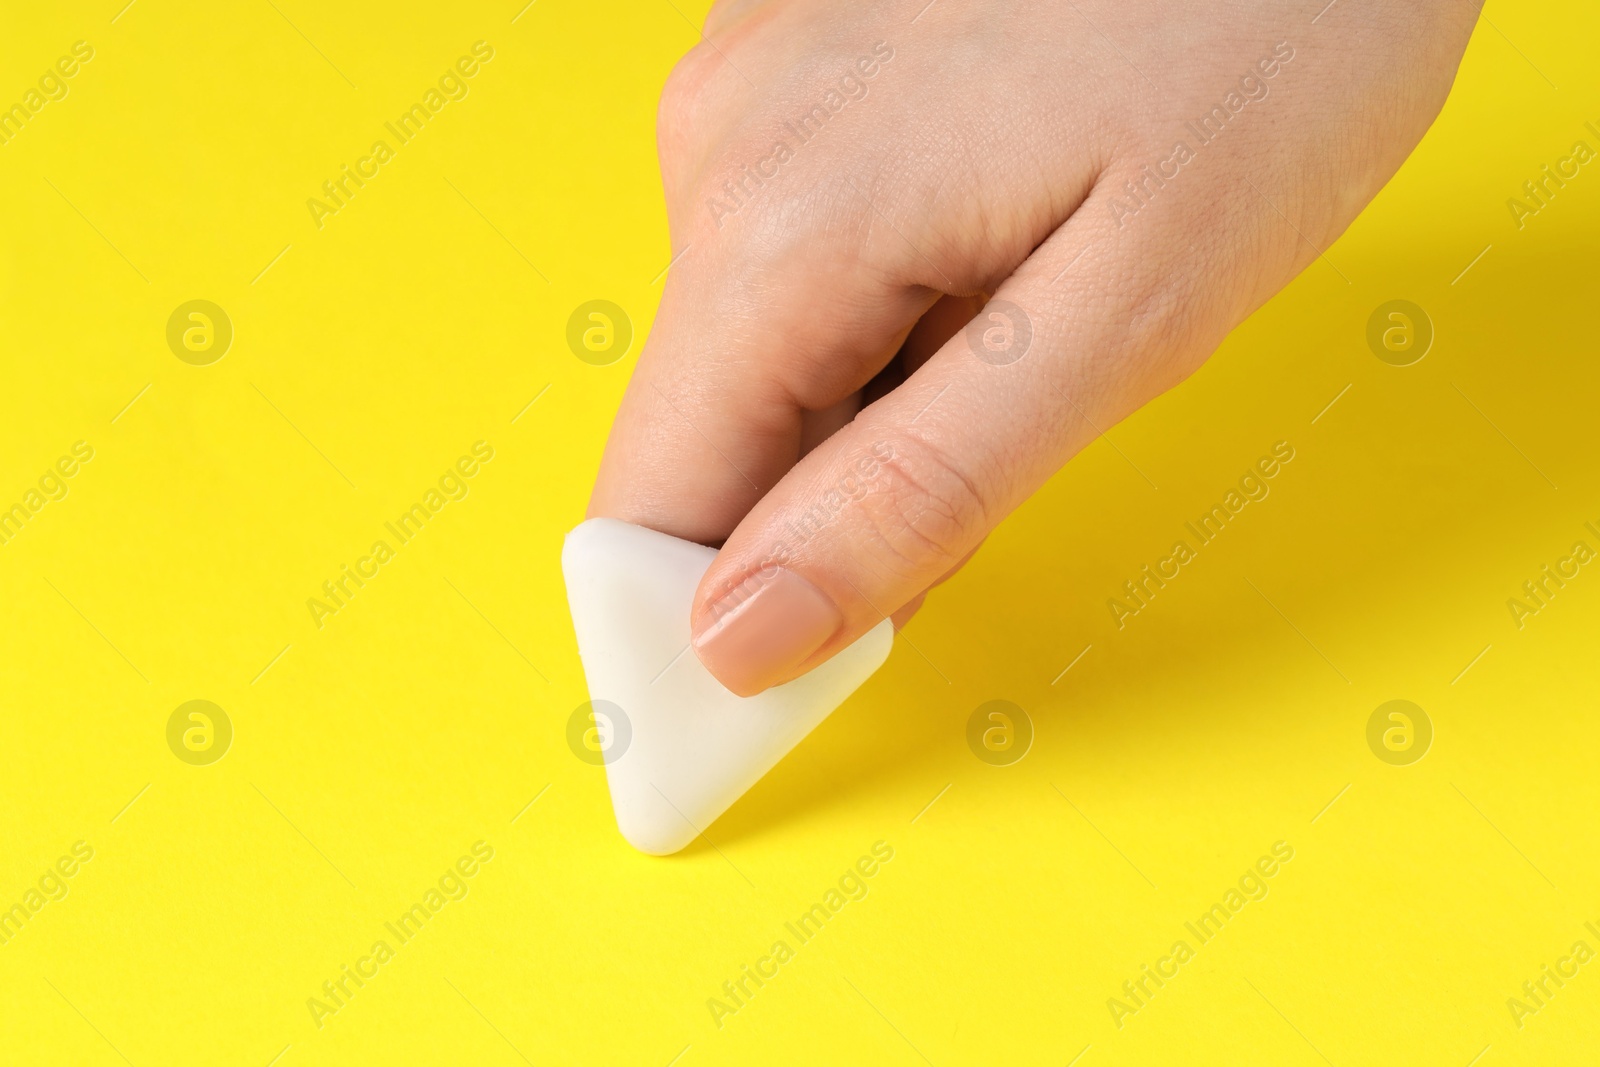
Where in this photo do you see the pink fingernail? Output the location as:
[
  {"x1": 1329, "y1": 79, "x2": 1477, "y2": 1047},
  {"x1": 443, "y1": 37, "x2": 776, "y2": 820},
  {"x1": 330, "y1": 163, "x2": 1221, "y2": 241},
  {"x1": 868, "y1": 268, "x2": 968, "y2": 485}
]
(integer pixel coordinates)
[{"x1": 692, "y1": 568, "x2": 843, "y2": 697}]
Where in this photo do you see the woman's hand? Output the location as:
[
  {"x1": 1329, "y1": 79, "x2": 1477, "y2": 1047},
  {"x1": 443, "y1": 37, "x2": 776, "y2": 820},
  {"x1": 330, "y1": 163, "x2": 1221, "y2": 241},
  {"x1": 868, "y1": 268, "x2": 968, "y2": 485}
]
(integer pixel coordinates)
[{"x1": 588, "y1": 0, "x2": 1478, "y2": 695}]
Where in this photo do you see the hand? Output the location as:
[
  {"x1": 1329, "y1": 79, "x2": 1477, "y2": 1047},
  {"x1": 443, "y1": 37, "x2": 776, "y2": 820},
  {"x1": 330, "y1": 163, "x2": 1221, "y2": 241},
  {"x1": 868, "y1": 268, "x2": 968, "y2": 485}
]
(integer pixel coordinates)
[{"x1": 587, "y1": 0, "x2": 1478, "y2": 696}]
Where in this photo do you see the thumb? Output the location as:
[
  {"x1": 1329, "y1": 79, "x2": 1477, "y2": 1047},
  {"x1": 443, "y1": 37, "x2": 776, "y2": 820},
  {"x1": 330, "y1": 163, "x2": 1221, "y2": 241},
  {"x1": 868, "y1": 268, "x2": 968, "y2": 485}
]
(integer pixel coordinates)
[{"x1": 689, "y1": 193, "x2": 1249, "y2": 696}]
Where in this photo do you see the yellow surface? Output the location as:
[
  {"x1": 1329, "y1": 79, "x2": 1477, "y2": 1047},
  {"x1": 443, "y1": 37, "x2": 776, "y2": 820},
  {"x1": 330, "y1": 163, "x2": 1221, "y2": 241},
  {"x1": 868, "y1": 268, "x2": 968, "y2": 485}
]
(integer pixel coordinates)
[{"x1": 2, "y1": 2, "x2": 1598, "y2": 1064}]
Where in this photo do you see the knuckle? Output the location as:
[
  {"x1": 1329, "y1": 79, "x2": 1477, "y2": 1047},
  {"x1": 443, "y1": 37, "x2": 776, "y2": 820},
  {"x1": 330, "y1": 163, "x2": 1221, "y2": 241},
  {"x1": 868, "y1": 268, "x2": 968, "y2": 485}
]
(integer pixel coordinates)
[
  {"x1": 854, "y1": 435, "x2": 988, "y2": 578},
  {"x1": 657, "y1": 46, "x2": 721, "y2": 148},
  {"x1": 1120, "y1": 273, "x2": 1198, "y2": 365},
  {"x1": 1062, "y1": 213, "x2": 1219, "y2": 393}
]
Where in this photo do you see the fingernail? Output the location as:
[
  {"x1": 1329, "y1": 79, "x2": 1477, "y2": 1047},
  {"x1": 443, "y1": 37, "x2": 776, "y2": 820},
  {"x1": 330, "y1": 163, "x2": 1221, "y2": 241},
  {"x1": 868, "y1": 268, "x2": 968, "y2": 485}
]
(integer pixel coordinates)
[{"x1": 693, "y1": 568, "x2": 843, "y2": 697}]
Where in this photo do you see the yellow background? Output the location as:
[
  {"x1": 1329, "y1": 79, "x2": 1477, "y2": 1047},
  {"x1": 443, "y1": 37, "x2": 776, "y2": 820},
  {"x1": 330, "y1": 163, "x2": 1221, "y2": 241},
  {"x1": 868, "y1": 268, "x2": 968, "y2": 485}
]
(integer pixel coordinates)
[{"x1": 2, "y1": 1, "x2": 1598, "y2": 1063}]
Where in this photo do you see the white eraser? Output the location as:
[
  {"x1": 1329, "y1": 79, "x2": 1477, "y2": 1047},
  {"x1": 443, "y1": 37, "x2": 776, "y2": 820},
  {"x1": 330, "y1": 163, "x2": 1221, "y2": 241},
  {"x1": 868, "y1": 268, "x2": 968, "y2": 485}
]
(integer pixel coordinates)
[{"x1": 562, "y1": 518, "x2": 893, "y2": 855}]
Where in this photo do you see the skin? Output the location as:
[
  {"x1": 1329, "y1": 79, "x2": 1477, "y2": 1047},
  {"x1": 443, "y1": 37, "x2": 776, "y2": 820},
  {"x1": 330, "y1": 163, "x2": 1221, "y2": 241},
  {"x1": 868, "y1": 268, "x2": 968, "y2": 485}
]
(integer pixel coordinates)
[{"x1": 589, "y1": 0, "x2": 1480, "y2": 695}]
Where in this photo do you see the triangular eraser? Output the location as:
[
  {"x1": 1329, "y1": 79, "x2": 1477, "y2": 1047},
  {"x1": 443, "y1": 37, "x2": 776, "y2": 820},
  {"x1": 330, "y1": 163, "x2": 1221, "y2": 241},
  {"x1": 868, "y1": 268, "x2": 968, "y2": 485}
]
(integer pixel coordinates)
[{"x1": 562, "y1": 517, "x2": 893, "y2": 855}]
